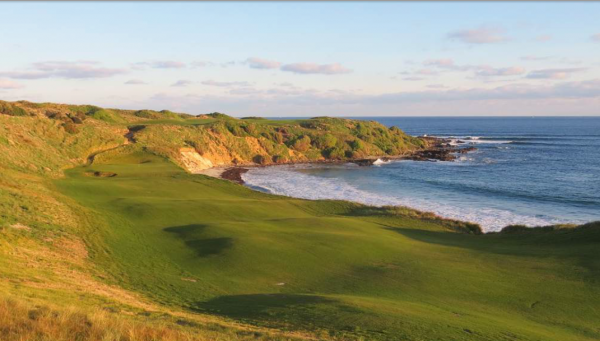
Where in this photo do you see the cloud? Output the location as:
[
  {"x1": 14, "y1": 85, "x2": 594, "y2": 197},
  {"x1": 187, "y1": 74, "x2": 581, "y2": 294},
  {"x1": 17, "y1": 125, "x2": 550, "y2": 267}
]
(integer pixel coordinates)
[
  {"x1": 424, "y1": 59, "x2": 456, "y2": 68},
  {"x1": 245, "y1": 57, "x2": 281, "y2": 70},
  {"x1": 191, "y1": 61, "x2": 216, "y2": 68},
  {"x1": 558, "y1": 58, "x2": 582, "y2": 65},
  {"x1": 420, "y1": 59, "x2": 524, "y2": 77},
  {"x1": 447, "y1": 27, "x2": 509, "y2": 44},
  {"x1": 422, "y1": 59, "x2": 475, "y2": 72},
  {"x1": 0, "y1": 79, "x2": 23, "y2": 89},
  {"x1": 0, "y1": 71, "x2": 48, "y2": 80},
  {"x1": 228, "y1": 87, "x2": 262, "y2": 95},
  {"x1": 526, "y1": 68, "x2": 586, "y2": 80},
  {"x1": 220, "y1": 61, "x2": 237, "y2": 68},
  {"x1": 278, "y1": 82, "x2": 298, "y2": 88},
  {"x1": 171, "y1": 80, "x2": 193, "y2": 87},
  {"x1": 535, "y1": 35, "x2": 553, "y2": 42},
  {"x1": 115, "y1": 76, "x2": 600, "y2": 118},
  {"x1": 134, "y1": 61, "x2": 186, "y2": 69},
  {"x1": 201, "y1": 80, "x2": 251, "y2": 87},
  {"x1": 426, "y1": 84, "x2": 448, "y2": 89},
  {"x1": 281, "y1": 62, "x2": 352, "y2": 75},
  {"x1": 592, "y1": 34, "x2": 600, "y2": 42},
  {"x1": 521, "y1": 55, "x2": 551, "y2": 61},
  {"x1": 421, "y1": 59, "x2": 471, "y2": 72},
  {"x1": 0, "y1": 61, "x2": 126, "y2": 79},
  {"x1": 374, "y1": 79, "x2": 600, "y2": 103},
  {"x1": 196, "y1": 80, "x2": 600, "y2": 104},
  {"x1": 403, "y1": 77, "x2": 425, "y2": 81},
  {"x1": 416, "y1": 69, "x2": 441, "y2": 75},
  {"x1": 137, "y1": 78, "x2": 600, "y2": 117},
  {"x1": 520, "y1": 56, "x2": 580, "y2": 65},
  {"x1": 475, "y1": 66, "x2": 526, "y2": 77},
  {"x1": 125, "y1": 79, "x2": 147, "y2": 85}
]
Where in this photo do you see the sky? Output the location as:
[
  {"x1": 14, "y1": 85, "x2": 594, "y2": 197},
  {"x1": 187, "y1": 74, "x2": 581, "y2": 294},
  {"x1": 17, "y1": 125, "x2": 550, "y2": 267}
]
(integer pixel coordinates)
[{"x1": 1, "y1": 2, "x2": 600, "y2": 117}]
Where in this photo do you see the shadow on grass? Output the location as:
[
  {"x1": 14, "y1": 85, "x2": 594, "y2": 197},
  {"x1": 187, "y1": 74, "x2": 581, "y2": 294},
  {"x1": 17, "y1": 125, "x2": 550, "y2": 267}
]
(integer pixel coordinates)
[
  {"x1": 164, "y1": 224, "x2": 233, "y2": 257},
  {"x1": 389, "y1": 226, "x2": 600, "y2": 275},
  {"x1": 390, "y1": 225, "x2": 600, "y2": 250},
  {"x1": 194, "y1": 294, "x2": 339, "y2": 319}
]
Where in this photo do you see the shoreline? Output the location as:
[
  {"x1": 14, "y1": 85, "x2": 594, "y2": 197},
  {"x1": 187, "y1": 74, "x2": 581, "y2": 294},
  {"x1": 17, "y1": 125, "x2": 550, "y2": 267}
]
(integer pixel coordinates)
[
  {"x1": 195, "y1": 155, "x2": 596, "y2": 235},
  {"x1": 197, "y1": 136, "x2": 478, "y2": 183}
]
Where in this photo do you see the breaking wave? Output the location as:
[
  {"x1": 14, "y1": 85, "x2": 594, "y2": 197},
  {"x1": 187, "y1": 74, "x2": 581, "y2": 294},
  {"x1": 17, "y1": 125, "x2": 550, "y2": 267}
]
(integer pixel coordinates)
[{"x1": 241, "y1": 165, "x2": 573, "y2": 232}]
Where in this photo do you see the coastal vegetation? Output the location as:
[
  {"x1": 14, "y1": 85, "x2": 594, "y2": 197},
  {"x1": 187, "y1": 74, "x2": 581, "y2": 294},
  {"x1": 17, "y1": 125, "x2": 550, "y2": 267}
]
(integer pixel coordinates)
[{"x1": 1, "y1": 100, "x2": 599, "y2": 340}]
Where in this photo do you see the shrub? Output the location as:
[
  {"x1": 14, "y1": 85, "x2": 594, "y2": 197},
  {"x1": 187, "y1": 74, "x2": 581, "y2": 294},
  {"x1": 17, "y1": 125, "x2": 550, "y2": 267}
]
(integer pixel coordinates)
[
  {"x1": 349, "y1": 139, "x2": 365, "y2": 151},
  {"x1": 292, "y1": 135, "x2": 311, "y2": 152},
  {"x1": 159, "y1": 110, "x2": 181, "y2": 119},
  {"x1": 500, "y1": 225, "x2": 530, "y2": 233},
  {"x1": 62, "y1": 122, "x2": 79, "y2": 134},
  {"x1": 70, "y1": 116, "x2": 83, "y2": 124},
  {"x1": 312, "y1": 133, "x2": 337, "y2": 149},
  {"x1": 324, "y1": 147, "x2": 346, "y2": 159},
  {"x1": 134, "y1": 110, "x2": 157, "y2": 119},
  {"x1": 253, "y1": 155, "x2": 267, "y2": 164},
  {"x1": 90, "y1": 109, "x2": 116, "y2": 122},
  {"x1": 68, "y1": 112, "x2": 86, "y2": 124},
  {"x1": 242, "y1": 123, "x2": 257, "y2": 136},
  {"x1": 273, "y1": 132, "x2": 284, "y2": 144},
  {"x1": 241, "y1": 116, "x2": 266, "y2": 120},
  {"x1": 226, "y1": 122, "x2": 245, "y2": 136},
  {"x1": 206, "y1": 112, "x2": 234, "y2": 120},
  {"x1": 0, "y1": 102, "x2": 28, "y2": 116},
  {"x1": 272, "y1": 154, "x2": 289, "y2": 163}
]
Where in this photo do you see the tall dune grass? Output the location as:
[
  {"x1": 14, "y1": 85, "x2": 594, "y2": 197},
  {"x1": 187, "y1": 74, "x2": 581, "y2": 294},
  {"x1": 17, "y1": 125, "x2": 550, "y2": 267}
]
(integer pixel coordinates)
[{"x1": 0, "y1": 298, "x2": 304, "y2": 341}]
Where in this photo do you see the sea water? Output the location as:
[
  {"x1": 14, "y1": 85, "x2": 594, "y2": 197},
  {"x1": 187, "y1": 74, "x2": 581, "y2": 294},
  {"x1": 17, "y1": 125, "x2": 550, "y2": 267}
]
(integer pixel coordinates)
[{"x1": 242, "y1": 117, "x2": 600, "y2": 232}]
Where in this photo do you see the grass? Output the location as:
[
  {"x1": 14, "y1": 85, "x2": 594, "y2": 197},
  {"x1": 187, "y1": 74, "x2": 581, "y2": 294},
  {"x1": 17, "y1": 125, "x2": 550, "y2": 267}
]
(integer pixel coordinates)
[
  {"x1": 129, "y1": 118, "x2": 217, "y2": 126},
  {"x1": 0, "y1": 298, "x2": 209, "y2": 341},
  {"x1": 1, "y1": 99, "x2": 599, "y2": 340},
  {"x1": 0, "y1": 100, "x2": 426, "y2": 171},
  {"x1": 54, "y1": 150, "x2": 600, "y2": 341},
  {"x1": 0, "y1": 297, "x2": 313, "y2": 341}
]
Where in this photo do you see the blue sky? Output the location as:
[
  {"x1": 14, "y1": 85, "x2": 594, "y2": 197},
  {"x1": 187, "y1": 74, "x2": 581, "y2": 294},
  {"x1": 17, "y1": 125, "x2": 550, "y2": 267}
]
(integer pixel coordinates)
[{"x1": 1, "y1": 2, "x2": 599, "y2": 116}]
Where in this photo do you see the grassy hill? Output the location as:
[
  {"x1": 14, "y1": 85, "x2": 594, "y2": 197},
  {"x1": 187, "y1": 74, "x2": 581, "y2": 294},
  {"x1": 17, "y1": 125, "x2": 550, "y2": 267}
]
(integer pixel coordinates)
[
  {"x1": 0, "y1": 100, "x2": 425, "y2": 173},
  {"x1": 1, "y1": 100, "x2": 599, "y2": 340}
]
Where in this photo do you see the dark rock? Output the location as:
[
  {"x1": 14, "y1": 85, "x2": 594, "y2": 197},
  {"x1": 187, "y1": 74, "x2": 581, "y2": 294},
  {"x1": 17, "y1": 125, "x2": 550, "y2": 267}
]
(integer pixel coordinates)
[
  {"x1": 221, "y1": 168, "x2": 249, "y2": 184},
  {"x1": 407, "y1": 149, "x2": 456, "y2": 162},
  {"x1": 458, "y1": 147, "x2": 477, "y2": 154},
  {"x1": 406, "y1": 136, "x2": 477, "y2": 162},
  {"x1": 351, "y1": 159, "x2": 377, "y2": 166}
]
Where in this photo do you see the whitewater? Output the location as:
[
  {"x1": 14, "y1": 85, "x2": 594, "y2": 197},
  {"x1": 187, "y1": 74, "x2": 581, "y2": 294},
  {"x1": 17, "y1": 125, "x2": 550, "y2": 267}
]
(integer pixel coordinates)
[{"x1": 242, "y1": 117, "x2": 600, "y2": 232}]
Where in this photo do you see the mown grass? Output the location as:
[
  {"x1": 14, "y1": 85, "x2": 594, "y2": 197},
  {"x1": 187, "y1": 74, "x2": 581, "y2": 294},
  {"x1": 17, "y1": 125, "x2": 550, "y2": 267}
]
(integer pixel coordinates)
[{"x1": 55, "y1": 151, "x2": 600, "y2": 341}]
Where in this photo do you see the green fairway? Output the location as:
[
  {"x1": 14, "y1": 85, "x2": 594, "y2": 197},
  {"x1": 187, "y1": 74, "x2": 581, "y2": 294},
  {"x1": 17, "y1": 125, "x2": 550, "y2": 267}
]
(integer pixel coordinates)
[{"x1": 56, "y1": 151, "x2": 600, "y2": 341}]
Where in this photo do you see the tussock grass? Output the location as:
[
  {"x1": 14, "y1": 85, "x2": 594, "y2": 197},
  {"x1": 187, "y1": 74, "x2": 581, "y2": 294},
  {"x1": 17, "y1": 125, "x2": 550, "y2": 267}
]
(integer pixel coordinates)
[
  {"x1": 0, "y1": 298, "x2": 310, "y2": 341},
  {"x1": 0, "y1": 299, "x2": 189, "y2": 341},
  {"x1": 499, "y1": 221, "x2": 600, "y2": 234}
]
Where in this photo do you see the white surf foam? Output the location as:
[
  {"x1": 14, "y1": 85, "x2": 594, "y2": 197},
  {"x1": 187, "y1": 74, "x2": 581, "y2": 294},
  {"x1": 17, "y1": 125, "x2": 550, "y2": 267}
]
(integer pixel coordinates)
[
  {"x1": 434, "y1": 135, "x2": 512, "y2": 145},
  {"x1": 242, "y1": 165, "x2": 574, "y2": 232},
  {"x1": 373, "y1": 158, "x2": 391, "y2": 166}
]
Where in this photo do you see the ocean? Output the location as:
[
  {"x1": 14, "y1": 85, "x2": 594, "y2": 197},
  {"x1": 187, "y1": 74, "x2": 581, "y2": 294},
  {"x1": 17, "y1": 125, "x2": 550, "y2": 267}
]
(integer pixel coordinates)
[{"x1": 242, "y1": 117, "x2": 600, "y2": 232}]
